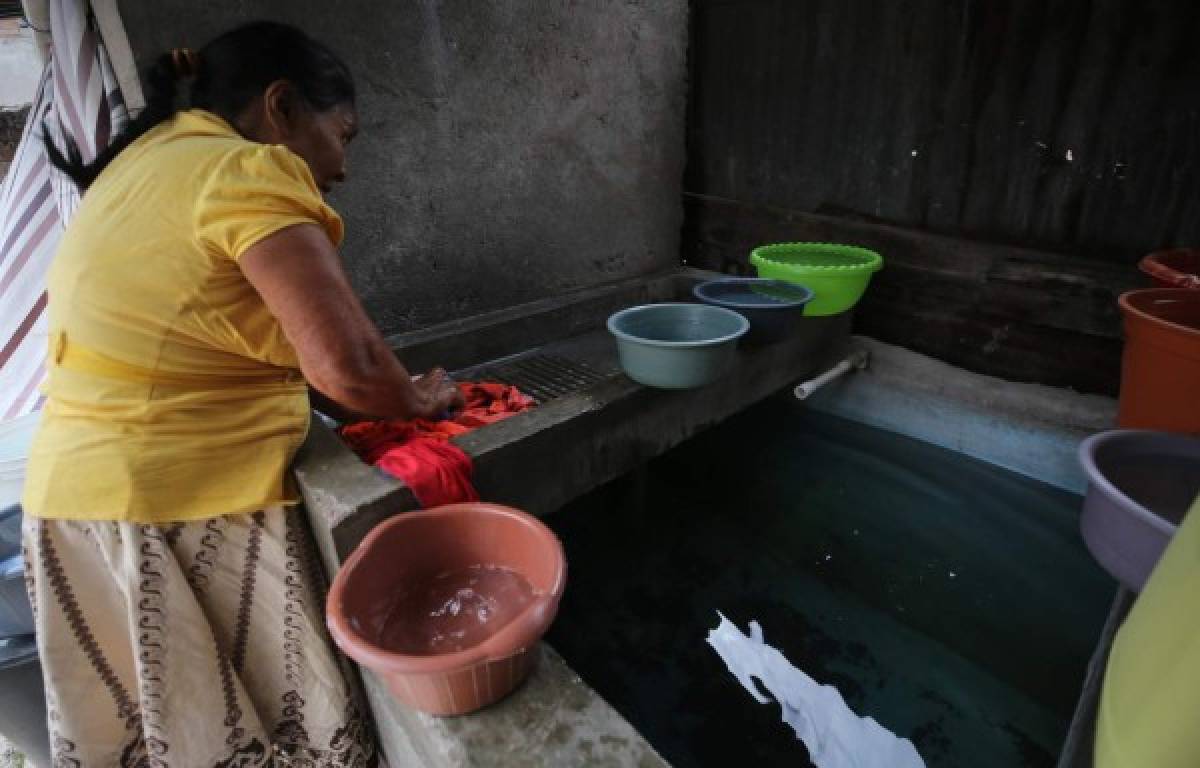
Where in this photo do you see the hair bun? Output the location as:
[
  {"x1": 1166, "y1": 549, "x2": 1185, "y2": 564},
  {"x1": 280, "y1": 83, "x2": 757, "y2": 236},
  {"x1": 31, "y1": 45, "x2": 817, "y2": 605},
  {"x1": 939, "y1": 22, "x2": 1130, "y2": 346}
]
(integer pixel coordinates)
[{"x1": 170, "y1": 48, "x2": 199, "y2": 79}]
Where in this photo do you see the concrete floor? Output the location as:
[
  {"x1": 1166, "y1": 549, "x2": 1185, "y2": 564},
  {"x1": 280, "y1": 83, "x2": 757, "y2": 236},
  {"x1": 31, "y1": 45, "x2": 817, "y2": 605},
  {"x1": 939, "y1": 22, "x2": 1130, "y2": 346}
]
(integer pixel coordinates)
[
  {"x1": 0, "y1": 736, "x2": 25, "y2": 768},
  {"x1": 0, "y1": 21, "x2": 39, "y2": 109}
]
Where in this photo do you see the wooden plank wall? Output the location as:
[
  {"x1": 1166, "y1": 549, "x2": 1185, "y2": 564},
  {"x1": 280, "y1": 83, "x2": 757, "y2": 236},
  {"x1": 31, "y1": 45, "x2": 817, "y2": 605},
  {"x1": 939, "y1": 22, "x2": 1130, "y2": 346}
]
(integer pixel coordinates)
[{"x1": 684, "y1": 0, "x2": 1200, "y2": 395}]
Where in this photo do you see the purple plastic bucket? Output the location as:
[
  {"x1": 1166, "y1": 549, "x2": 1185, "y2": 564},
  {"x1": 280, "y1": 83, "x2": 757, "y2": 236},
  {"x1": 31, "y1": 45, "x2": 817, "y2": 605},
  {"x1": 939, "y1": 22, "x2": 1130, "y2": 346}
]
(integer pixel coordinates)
[{"x1": 1078, "y1": 430, "x2": 1200, "y2": 591}]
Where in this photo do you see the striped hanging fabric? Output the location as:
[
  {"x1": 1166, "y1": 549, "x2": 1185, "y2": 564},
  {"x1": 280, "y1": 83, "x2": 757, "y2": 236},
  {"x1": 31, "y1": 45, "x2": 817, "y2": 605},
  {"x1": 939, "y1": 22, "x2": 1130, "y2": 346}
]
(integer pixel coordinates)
[{"x1": 0, "y1": 0, "x2": 128, "y2": 419}]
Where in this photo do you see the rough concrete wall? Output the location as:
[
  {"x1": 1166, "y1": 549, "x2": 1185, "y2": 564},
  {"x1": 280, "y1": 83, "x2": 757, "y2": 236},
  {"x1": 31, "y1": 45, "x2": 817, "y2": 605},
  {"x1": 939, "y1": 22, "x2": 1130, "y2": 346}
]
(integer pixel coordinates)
[{"x1": 117, "y1": 0, "x2": 688, "y2": 333}]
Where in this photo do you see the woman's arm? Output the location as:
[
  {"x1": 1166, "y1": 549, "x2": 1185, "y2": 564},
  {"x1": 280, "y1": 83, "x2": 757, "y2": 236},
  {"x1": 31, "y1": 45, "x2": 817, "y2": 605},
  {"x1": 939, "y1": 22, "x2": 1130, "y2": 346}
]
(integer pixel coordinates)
[
  {"x1": 307, "y1": 385, "x2": 367, "y2": 423},
  {"x1": 239, "y1": 222, "x2": 462, "y2": 420}
]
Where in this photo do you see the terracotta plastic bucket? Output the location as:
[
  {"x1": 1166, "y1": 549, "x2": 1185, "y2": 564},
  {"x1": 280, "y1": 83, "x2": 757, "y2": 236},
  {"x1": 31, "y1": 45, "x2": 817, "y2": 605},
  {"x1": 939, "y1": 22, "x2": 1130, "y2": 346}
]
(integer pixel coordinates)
[
  {"x1": 1139, "y1": 249, "x2": 1200, "y2": 289},
  {"x1": 326, "y1": 503, "x2": 567, "y2": 716},
  {"x1": 1117, "y1": 289, "x2": 1200, "y2": 433}
]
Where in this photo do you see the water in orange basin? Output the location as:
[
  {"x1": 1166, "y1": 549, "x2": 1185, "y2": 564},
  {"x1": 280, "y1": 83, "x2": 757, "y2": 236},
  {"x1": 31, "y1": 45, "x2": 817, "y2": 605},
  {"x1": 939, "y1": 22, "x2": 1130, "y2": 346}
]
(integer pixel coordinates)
[{"x1": 377, "y1": 565, "x2": 537, "y2": 655}]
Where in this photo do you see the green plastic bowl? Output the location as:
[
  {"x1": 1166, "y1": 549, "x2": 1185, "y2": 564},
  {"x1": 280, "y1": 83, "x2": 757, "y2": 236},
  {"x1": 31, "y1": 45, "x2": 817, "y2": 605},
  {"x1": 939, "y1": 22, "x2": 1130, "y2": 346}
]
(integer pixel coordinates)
[{"x1": 750, "y1": 243, "x2": 883, "y2": 316}]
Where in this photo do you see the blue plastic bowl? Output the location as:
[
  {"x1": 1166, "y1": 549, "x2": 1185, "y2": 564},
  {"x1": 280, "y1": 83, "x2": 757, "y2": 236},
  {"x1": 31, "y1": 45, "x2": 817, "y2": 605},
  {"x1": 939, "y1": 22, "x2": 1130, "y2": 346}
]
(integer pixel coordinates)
[
  {"x1": 607, "y1": 303, "x2": 750, "y2": 389},
  {"x1": 692, "y1": 278, "x2": 813, "y2": 343}
]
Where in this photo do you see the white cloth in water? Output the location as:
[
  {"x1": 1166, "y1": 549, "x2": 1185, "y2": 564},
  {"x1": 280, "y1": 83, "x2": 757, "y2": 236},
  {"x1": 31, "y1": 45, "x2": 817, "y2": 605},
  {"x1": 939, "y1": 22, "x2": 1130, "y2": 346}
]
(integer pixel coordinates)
[{"x1": 706, "y1": 613, "x2": 926, "y2": 768}]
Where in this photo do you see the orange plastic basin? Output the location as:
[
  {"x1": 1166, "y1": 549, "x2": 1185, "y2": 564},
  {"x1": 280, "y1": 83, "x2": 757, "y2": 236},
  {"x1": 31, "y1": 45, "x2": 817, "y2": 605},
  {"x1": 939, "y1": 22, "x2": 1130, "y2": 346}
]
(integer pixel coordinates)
[
  {"x1": 1117, "y1": 289, "x2": 1200, "y2": 434},
  {"x1": 326, "y1": 503, "x2": 567, "y2": 715}
]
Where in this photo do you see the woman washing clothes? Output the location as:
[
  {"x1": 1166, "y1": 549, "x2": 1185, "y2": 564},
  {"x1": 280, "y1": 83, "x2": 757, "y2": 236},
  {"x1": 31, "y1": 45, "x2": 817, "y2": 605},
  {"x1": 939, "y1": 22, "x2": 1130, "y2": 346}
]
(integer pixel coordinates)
[{"x1": 22, "y1": 21, "x2": 462, "y2": 766}]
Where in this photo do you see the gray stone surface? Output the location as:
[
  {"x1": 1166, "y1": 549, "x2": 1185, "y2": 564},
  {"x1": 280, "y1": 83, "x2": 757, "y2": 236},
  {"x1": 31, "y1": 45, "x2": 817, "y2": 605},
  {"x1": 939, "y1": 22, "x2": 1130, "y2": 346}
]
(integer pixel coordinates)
[
  {"x1": 116, "y1": 0, "x2": 688, "y2": 335},
  {"x1": 0, "y1": 26, "x2": 40, "y2": 109},
  {"x1": 296, "y1": 268, "x2": 695, "y2": 564},
  {"x1": 364, "y1": 644, "x2": 669, "y2": 768},
  {"x1": 292, "y1": 416, "x2": 417, "y2": 568},
  {"x1": 298, "y1": 267, "x2": 850, "y2": 557},
  {"x1": 452, "y1": 314, "x2": 850, "y2": 518},
  {"x1": 806, "y1": 335, "x2": 1119, "y2": 493}
]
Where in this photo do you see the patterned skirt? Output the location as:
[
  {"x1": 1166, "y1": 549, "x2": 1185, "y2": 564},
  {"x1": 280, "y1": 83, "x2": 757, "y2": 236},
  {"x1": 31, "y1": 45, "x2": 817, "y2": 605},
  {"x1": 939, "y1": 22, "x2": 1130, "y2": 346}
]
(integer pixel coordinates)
[{"x1": 21, "y1": 507, "x2": 377, "y2": 767}]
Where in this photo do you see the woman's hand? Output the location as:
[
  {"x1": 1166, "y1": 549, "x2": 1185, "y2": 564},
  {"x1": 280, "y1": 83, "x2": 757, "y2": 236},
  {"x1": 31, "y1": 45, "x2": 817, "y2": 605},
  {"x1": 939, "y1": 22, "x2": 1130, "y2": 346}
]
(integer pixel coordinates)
[
  {"x1": 411, "y1": 368, "x2": 466, "y2": 418},
  {"x1": 239, "y1": 223, "x2": 459, "y2": 421}
]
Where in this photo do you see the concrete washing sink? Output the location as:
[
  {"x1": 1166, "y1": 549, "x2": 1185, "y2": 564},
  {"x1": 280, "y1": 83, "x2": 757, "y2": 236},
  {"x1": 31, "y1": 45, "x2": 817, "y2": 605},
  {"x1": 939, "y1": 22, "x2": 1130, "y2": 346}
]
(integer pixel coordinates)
[{"x1": 294, "y1": 266, "x2": 852, "y2": 767}]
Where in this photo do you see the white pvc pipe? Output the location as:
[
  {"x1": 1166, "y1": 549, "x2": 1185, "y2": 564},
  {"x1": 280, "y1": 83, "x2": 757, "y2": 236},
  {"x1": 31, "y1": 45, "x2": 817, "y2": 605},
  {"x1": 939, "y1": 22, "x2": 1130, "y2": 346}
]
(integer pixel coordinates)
[
  {"x1": 794, "y1": 349, "x2": 869, "y2": 400},
  {"x1": 20, "y1": 0, "x2": 50, "y2": 64},
  {"x1": 91, "y1": 0, "x2": 146, "y2": 113}
]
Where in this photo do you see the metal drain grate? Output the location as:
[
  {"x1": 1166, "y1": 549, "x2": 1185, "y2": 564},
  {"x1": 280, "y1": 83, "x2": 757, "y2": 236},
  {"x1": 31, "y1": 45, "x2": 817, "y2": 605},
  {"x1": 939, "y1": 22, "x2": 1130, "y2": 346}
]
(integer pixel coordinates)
[{"x1": 472, "y1": 353, "x2": 608, "y2": 404}]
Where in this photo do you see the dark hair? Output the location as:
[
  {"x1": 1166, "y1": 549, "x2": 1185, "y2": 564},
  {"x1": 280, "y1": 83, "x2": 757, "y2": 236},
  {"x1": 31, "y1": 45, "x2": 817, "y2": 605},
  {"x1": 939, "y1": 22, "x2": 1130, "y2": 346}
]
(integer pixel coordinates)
[{"x1": 45, "y1": 21, "x2": 355, "y2": 190}]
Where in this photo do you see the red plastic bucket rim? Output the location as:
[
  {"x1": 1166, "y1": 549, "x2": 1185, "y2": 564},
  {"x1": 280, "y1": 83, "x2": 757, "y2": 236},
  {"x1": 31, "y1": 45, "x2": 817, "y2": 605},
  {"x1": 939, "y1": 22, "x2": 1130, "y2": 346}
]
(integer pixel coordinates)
[
  {"x1": 325, "y1": 502, "x2": 567, "y2": 677},
  {"x1": 1139, "y1": 248, "x2": 1200, "y2": 289},
  {"x1": 1118, "y1": 288, "x2": 1200, "y2": 337}
]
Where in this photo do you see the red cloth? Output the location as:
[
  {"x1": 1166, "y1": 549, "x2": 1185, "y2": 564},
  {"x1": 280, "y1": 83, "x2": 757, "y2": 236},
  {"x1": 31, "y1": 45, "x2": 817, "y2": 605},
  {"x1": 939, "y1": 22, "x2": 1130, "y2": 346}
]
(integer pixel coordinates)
[
  {"x1": 374, "y1": 438, "x2": 479, "y2": 507},
  {"x1": 340, "y1": 382, "x2": 535, "y2": 507}
]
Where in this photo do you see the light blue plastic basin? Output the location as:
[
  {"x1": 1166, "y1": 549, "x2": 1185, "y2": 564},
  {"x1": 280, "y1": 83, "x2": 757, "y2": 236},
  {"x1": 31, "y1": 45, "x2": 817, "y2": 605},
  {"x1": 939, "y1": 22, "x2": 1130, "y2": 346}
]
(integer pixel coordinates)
[{"x1": 606, "y1": 303, "x2": 750, "y2": 389}]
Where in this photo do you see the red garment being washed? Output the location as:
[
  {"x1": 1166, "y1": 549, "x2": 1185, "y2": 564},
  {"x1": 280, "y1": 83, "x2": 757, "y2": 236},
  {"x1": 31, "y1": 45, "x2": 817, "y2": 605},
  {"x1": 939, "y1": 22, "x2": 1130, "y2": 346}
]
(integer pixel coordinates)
[
  {"x1": 340, "y1": 382, "x2": 535, "y2": 507},
  {"x1": 374, "y1": 438, "x2": 478, "y2": 507}
]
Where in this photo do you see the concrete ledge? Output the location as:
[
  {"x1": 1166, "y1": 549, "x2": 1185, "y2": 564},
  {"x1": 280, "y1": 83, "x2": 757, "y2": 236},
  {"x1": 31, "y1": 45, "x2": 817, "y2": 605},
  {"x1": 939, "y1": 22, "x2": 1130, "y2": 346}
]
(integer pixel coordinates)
[
  {"x1": 807, "y1": 336, "x2": 1118, "y2": 493},
  {"x1": 364, "y1": 643, "x2": 669, "y2": 768},
  {"x1": 293, "y1": 420, "x2": 417, "y2": 568},
  {"x1": 456, "y1": 317, "x2": 849, "y2": 516},
  {"x1": 299, "y1": 267, "x2": 852, "y2": 552}
]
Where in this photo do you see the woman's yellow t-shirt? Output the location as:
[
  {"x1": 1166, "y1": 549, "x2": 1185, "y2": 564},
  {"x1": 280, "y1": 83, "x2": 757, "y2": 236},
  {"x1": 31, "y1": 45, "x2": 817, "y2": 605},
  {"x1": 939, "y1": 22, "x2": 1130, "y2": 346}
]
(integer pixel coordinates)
[
  {"x1": 22, "y1": 109, "x2": 343, "y2": 523},
  {"x1": 1095, "y1": 493, "x2": 1200, "y2": 767}
]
